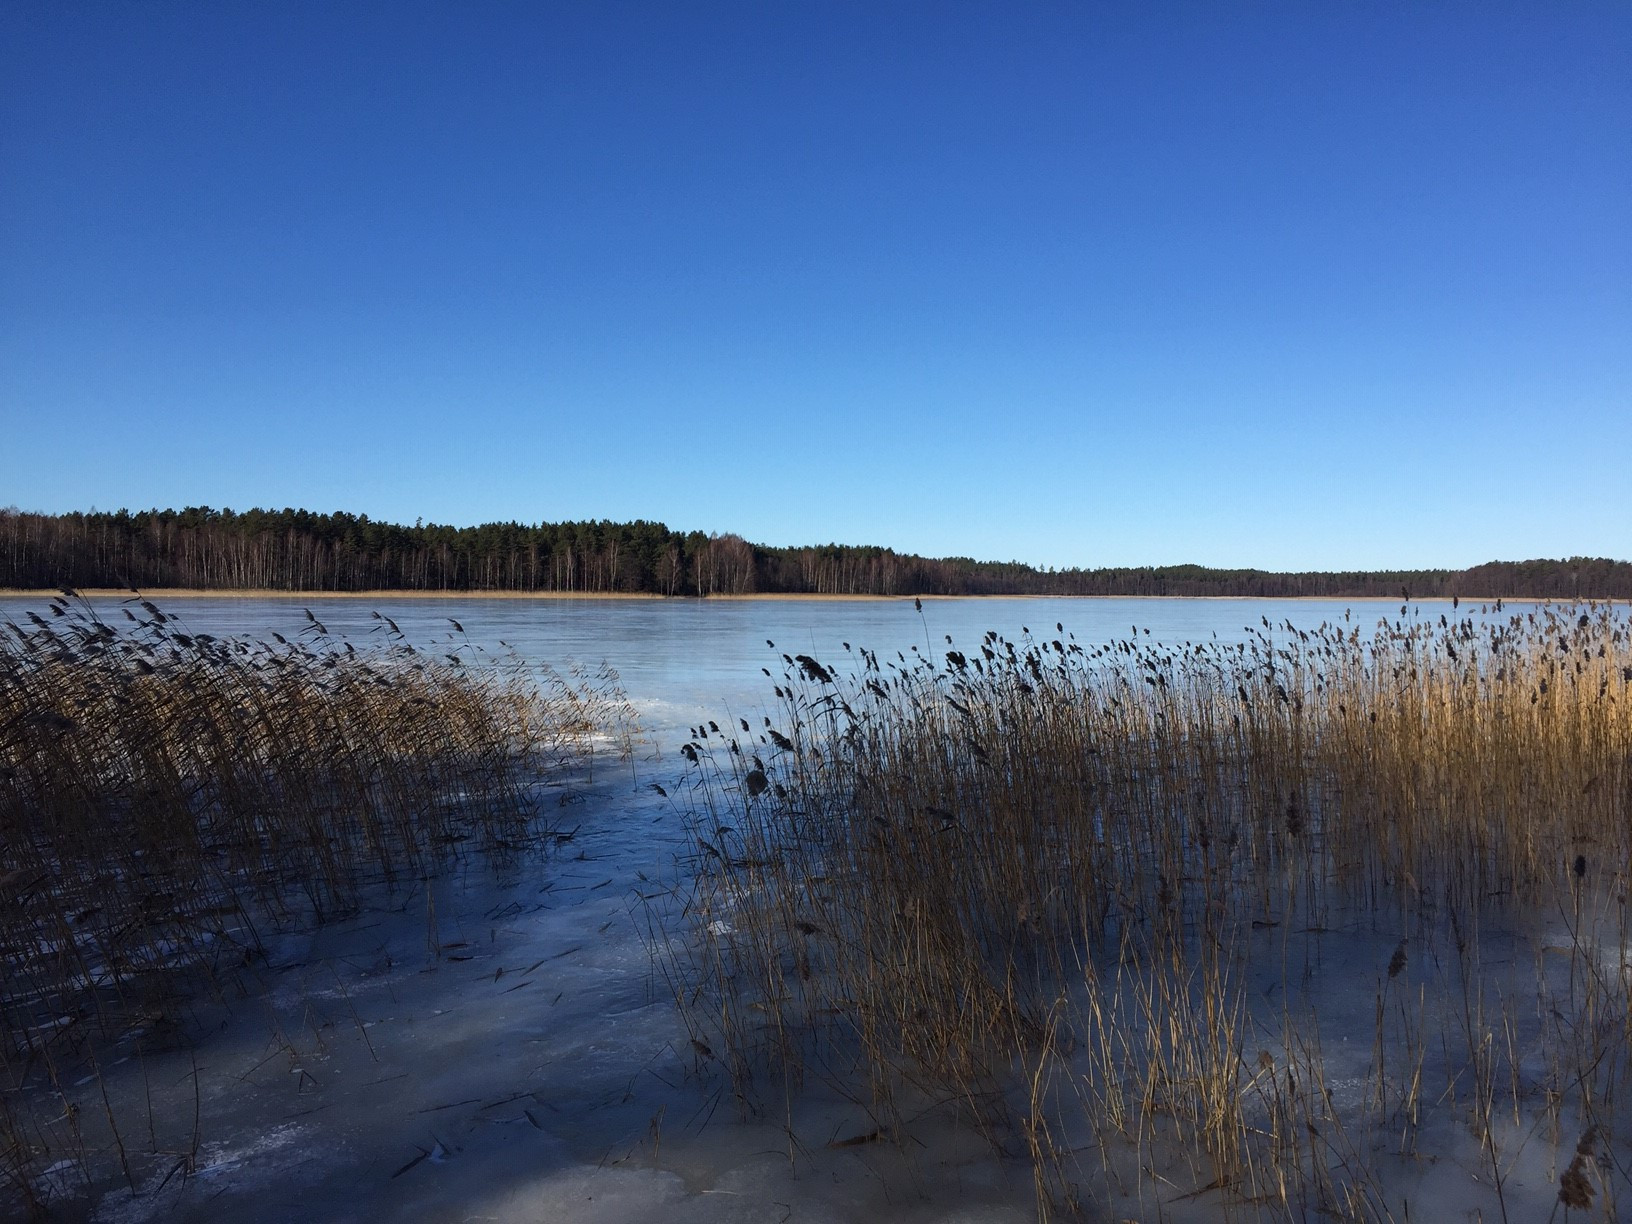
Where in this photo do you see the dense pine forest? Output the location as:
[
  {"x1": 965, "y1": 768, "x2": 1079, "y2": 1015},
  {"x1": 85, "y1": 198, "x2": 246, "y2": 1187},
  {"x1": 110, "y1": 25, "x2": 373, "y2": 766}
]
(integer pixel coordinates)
[{"x1": 2, "y1": 507, "x2": 1628, "y2": 599}]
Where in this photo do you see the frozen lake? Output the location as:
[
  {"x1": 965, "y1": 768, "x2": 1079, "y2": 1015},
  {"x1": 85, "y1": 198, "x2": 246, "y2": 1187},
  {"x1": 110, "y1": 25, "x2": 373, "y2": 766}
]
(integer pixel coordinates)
[
  {"x1": 7, "y1": 592, "x2": 1453, "y2": 726},
  {"x1": 0, "y1": 592, "x2": 1601, "y2": 1222}
]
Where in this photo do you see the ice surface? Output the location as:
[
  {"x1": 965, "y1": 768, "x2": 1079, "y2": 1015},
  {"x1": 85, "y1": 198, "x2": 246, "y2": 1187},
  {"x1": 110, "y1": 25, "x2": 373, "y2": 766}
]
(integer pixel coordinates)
[{"x1": 3, "y1": 595, "x2": 1625, "y2": 1221}]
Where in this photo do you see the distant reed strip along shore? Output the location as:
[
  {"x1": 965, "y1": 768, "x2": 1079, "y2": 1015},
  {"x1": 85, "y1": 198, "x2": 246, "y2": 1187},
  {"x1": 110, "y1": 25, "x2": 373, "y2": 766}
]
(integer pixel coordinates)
[{"x1": 4, "y1": 507, "x2": 1629, "y2": 598}]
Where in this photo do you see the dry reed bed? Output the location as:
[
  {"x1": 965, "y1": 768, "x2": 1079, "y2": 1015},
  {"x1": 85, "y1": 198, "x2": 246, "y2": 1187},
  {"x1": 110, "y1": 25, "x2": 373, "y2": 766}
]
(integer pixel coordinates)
[
  {"x1": 0, "y1": 592, "x2": 629, "y2": 1211},
  {"x1": 671, "y1": 605, "x2": 1631, "y2": 1220}
]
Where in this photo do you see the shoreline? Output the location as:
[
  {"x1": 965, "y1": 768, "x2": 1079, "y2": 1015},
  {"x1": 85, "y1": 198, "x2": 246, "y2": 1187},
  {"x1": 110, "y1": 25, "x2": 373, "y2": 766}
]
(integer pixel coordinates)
[{"x1": 0, "y1": 588, "x2": 1581, "y2": 604}]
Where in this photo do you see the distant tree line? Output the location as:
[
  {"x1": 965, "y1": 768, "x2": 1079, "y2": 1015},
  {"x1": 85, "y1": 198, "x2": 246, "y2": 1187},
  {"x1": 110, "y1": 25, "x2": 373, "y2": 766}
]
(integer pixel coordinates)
[{"x1": 2, "y1": 507, "x2": 1629, "y2": 599}]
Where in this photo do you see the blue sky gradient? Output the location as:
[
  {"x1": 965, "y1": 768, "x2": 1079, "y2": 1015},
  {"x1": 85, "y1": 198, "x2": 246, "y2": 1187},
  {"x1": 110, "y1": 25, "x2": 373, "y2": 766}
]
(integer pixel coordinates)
[{"x1": 3, "y1": 2, "x2": 1627, "y2": 570}]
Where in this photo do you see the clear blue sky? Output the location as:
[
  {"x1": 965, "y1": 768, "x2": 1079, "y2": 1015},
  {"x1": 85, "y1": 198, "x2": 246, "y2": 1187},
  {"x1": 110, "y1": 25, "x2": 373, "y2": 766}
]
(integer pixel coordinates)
[{"x1": 2, "y1": 2, "x2": 1627, "y2": 571}]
